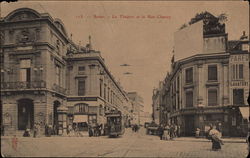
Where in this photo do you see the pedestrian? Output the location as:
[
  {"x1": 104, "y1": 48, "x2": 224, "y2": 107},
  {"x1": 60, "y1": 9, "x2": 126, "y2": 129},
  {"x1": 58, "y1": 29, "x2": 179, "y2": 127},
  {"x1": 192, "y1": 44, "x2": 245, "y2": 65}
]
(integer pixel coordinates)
[
  {"x1": 1, "y1": 125, "x2": 4, "y2": 136},
  {"x1": 177, "y1": 125, "x2": 181, "y2": 137},
  {"x1": 174, "y1": 124, "x2": 178, "y2": 138},
  {"x1": 33, "y1": 123, "x2": 38, "y2": 138},
  {"x1": 135, "y1": 124, "x2": 139, "y2": 132},
  {"x1": 48, "y1": 125, "x2": 52, "y2": 137},
  {"x1": 104, "y1": 123, "x2": 108, "y2": 136},
  {"x1": 195, "y1": 128, "x2": 200, "y2": 138},
  {"x1": 209, "y1": 125, "x2": 223, "y2": 151},
  {"x1": 98, "y1": 124, "x2": 103, "y2": 136},
  {"x1": 158, "y1": 125, "x2": 164, "y2": 140},
  {"x1": 93, "y1": 123, "x2": 99, "y2": 136},
  {"x1": 163, "y1": 125, "x2": 170, "y2": 140},
  {"x1": 206, "y1": 124, "x2": 213, "y2": 140},
  {"x1": 45, "y1": 124, "x2": 48, "y2": 136},
  {"x1": 169, "y1": 124, "x2": 174, "y2": 140},
  {"x1": 37, "y1": 122, "x2": 41, "y2": 137},
  {"x1": 23, "y1": 128, "x2": 30, "y2": 137},
  {"x1": 12, "y1": 135, "x2": 18, "y2": 151}
]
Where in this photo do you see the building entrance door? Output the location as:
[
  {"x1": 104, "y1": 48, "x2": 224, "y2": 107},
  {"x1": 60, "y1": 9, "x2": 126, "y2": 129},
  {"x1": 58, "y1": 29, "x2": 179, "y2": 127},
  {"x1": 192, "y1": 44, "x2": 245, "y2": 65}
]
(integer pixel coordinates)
[
  {"x1": 185, "y1": 115, "x2": 195, "y2": 136},
  {"x1": 18, "y1": 99, "x2": 34, "y2": 130}
]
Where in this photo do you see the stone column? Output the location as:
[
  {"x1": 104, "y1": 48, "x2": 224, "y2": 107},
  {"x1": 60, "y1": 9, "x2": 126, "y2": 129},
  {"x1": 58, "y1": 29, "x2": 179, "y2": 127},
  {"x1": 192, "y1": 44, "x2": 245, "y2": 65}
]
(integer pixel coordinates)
[
  {"x1": 222, "y1": 61, "x2": 229, "y2": 105},
  {"x1": 197, "y1": 63, "x2": 204, "y2": 106}
]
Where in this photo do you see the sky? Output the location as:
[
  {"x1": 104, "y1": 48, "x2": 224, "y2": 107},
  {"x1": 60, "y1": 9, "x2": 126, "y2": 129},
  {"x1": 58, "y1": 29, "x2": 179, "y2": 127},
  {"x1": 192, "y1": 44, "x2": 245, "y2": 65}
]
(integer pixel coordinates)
[{"x1": 1, "y1": 1, "x2": 249, "y2": 113}]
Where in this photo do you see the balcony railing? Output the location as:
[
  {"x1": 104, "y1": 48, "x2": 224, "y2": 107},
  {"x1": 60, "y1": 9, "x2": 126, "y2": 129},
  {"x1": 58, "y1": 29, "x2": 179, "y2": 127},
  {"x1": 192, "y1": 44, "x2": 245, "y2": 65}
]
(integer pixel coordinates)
[
  {"x1": 1, "y1": 81, "x2": 46, "y2": 90},
  {"x1": 52, "y1": 84, "x2": 67, "y2": 95}
]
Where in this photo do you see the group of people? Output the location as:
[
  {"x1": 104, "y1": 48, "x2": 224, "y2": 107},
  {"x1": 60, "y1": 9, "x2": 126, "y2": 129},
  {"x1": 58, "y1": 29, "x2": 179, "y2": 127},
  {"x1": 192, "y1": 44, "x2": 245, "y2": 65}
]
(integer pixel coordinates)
[
  {"x1": 88, "y1": 123, "x2": 103, "y2": 137},
  {"x1": 158, "y1": 123, "x2": 180, "y2": 140},
  {"x1": 132, "y1": 124, "x2": 140, "y2": 133},
  {"x1": 23, "y1": 122, "x2": 43, "y2": 138}
]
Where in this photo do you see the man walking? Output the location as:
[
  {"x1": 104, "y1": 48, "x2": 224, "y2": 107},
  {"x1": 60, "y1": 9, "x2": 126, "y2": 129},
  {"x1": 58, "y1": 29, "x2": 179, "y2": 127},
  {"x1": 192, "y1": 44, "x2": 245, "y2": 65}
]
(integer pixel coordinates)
[{"x1": 33, "y1": 123, "x2": 38, "y2": 138}]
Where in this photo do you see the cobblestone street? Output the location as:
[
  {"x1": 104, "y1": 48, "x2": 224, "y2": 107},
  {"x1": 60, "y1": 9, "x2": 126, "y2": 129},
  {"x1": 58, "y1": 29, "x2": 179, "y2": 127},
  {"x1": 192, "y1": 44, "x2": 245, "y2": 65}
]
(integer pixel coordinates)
[{"x1": 1, "y1": 128, "x2": 248, "y2": 157}]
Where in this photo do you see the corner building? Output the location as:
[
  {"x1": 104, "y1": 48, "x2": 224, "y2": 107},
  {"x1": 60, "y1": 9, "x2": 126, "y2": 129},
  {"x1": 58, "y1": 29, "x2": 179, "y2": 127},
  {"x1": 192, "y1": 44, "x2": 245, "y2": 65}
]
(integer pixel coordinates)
[
  {"x1": 162, "y1": 12, "x2": 249, "y2": 137},
  {"x1": 0, "y1": 8, "x2": 132, "y2": 136}
]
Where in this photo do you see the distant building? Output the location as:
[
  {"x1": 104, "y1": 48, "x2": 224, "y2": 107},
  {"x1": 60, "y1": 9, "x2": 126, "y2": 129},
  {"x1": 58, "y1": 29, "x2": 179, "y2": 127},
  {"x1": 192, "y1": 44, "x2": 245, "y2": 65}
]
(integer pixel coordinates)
[
  {"x1": 140, "y1": 111, "x2": 152, "y2": 125},
  {"x1": 0, "y1": 8, "x2": 133, "y2": 136},
  {"x1": 127, "y1": 92, "x2": 144, "y2": 125},
  {"x1": 153, "y1": 12, "x2": 249, "y2": 137}
]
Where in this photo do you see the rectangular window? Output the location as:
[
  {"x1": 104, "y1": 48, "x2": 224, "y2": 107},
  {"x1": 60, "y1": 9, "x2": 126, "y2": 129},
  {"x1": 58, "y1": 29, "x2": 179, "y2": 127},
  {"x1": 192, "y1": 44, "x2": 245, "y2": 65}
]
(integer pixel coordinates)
[
  {"x1": 55, "y1": 65, "x2": 61, "y2": 85},
  {"x1": 208, "y1": 89, "x2": 218, "y2": 106},
  {"x1": 233, "y1": 89, "x2": 244, "y2": 105},
  {"x1": 100, "y1": 79, "x2": 103, "y2": 97},
  {"x1": 104, "y1": 86, "x2": 106, "y2": 99},
  {"x1": 208, "y1": 65, "x2": 217, "y2": 81},
  {"x1": 88, "y1": 115, "x2": 97, "y2": 124},
  {"x1": 177, "y1": 76, "x2": 180, "y2": 91},
  {"x1": 239, "y1": 64, "x2": 243, "y2": 79},
  {"x1": 76, "y1": 104, "x2": 88, "y2": 113},
  {"x1": 186, "y1": 91, "x2": 193, "y2": 107},
  {"x1": 185, "y1": 68, "x2": 193, "y2": 84},
  {"x1": 108, "y1": 88, "x2": 110, "y2": 102},
  {"x1": 78, "y1": 79, "x2": 85, "y2": 96},
  {"x1": 78, "y1": 66, "x2": 85, "y2": 75},
  {"x1": 232, "y1": 64, "x2": 244, "y2": 80},
  {"x1": 20, "y1": 59, "x2": 31, "y2": 82}
]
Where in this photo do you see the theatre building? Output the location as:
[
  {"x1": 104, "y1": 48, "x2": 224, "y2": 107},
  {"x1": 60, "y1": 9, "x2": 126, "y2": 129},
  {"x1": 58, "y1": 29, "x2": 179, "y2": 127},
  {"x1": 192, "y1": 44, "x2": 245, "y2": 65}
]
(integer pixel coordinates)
[
  {"x1": 0, "y1": 8, "x2": 132, "y2": 136},
  {"x1": 157, "y1": 12, "x2": 249, "y2": 137}
]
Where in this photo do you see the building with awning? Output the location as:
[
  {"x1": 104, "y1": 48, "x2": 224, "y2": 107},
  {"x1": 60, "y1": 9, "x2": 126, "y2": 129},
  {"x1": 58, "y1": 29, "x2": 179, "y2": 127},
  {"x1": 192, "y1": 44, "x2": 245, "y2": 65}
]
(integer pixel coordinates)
[{"x1": 153, "y1": 11, "x2": 250, "y2": 137}]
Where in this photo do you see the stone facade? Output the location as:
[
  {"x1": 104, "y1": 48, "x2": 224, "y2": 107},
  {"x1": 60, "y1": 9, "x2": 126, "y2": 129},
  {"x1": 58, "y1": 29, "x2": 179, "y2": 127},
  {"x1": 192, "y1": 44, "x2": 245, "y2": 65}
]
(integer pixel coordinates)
[
  {"x1": 152, "y1": 12, "x2": 249, "y2": 137},
  {"x1": 0, "y1": 8, "x2": 133, "y2": 136}
]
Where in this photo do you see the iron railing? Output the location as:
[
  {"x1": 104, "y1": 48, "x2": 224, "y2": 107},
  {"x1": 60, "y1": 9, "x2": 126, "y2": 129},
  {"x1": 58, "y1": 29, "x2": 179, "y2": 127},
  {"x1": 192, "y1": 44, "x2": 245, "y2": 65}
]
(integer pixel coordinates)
[{"x1": 1, "y1": 81, "x2": 46, "y2": 90}]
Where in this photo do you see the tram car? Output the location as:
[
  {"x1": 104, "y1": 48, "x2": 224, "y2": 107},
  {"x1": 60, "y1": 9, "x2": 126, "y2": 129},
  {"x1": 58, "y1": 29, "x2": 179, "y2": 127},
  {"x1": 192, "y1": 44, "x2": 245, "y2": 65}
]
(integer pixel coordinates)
[{"x1": 105, "y1": 110, "x2": 125, "y2": 137}]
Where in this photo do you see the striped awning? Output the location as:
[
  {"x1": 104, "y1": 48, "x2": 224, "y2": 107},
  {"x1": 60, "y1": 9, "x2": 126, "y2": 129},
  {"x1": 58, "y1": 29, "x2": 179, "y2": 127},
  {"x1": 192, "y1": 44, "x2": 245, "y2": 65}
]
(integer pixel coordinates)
[
  {"x1": 73, "y1": 115, "x2": 88, "y2": 123},
  {"x1": 239, "y1": 107, "x2": 249, "y2": 120}
]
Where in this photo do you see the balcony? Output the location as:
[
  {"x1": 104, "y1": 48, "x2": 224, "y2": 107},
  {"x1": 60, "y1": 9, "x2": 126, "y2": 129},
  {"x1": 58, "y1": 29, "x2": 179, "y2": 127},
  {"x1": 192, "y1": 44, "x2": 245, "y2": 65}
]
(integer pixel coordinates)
[
  {"x1": 1, "y1": 81, "x2": 46, "y2": 90},
  {"x1": 52, "y1": 84, "x2": 67, "y2": 95}
]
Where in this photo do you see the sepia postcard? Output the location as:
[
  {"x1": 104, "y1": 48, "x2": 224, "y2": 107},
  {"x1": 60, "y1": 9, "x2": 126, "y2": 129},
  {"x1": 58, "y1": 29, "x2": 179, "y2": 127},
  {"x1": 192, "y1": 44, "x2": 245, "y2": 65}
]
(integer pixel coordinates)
[{"x1": 0, "y1": 0, "x2": 249, "y2": 157}]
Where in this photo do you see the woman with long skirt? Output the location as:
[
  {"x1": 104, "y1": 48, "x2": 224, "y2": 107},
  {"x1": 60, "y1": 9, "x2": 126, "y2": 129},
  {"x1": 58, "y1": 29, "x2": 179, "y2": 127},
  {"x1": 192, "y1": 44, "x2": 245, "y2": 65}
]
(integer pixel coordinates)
[{"x1": 209, "y1": 125, "x2": 223, "y2": 151}]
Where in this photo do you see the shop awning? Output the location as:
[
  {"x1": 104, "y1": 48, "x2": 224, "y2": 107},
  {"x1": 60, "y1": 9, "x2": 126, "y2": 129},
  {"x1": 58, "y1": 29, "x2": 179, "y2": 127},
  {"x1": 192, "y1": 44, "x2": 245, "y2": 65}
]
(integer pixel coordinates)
[
  {"x1": 239, "y1": 107, "x2": 249, "y2": 119},
  {"x1": 73, "y1": 115, "x2": 88, "y2": 123}
]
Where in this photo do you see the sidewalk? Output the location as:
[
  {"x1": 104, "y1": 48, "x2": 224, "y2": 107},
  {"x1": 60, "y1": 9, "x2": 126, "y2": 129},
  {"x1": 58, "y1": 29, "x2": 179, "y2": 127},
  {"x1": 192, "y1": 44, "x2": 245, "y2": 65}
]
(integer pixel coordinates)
[{"x1": 174, "y1": 137, "x2": 246, "y2": 143}]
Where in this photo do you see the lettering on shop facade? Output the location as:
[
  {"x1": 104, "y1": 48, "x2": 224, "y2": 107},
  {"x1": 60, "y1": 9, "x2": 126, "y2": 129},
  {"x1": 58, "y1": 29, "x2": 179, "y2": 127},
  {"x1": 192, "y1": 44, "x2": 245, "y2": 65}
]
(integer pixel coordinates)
[
  {"x1": 230, "y1": 54, "x2": 249, "y2": 62},
  {"x1": 230, "y1": 81, "x2": 248, "y2": 87},
  {"x1": 67, "y1": 97, "x2": 98, "y2": 101}
]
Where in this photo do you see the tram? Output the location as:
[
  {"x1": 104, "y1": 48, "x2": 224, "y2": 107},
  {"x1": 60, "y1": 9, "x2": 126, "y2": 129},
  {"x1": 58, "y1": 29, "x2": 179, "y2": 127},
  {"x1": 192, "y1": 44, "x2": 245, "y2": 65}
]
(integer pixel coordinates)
[{"x1": 106, "y1": 110, "x2": 125, "y2": 137}]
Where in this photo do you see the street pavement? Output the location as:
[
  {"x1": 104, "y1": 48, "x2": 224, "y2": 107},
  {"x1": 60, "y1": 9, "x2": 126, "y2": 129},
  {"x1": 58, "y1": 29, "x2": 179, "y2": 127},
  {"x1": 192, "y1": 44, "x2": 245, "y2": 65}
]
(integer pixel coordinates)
[{"x1": 1, "y1": 128, "x2": 249, "y2": 157}]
